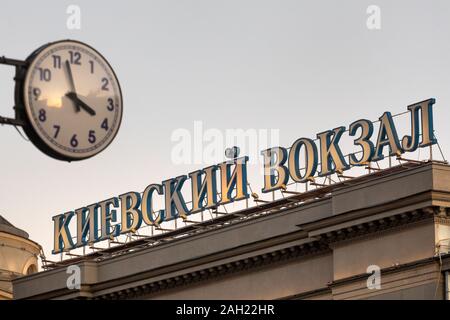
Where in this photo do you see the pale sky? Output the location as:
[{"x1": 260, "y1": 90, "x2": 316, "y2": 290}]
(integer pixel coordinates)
[{"x1": 1, "y1": 0, "x2": 450, "y2": 259}]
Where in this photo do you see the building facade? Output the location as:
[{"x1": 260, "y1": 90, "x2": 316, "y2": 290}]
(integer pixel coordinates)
[
  {"x1": 0, "y1": 216, "x2": 41, "y2": 300},
  {"x1": 12, "y1": 161, "x2": 450, "y2": 299}
]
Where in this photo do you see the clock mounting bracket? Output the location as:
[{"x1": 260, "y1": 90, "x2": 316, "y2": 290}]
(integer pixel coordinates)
[{"x1": 0, "y1": 56, "x2": 28, "y2": 127}]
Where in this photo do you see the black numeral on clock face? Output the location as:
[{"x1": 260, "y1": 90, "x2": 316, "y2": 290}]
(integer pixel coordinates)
[
  {"x1": 53, "y1": 125, "x2": 60, "y2": 138},
  {"x1": 70, "y1": 134, "x2": 78, "y2": 148},
  {"x1": 88, "y1": 130, "x2": 96, "y2": 144},
  {"x1": 107, "y1": 98, "x2": 114, "y2": 111},
  {"x1": 52, "y1": 55, "x2": 61, "y2": 69},
  {"x1": 33, "y1": 88, "x2": 41, "y2": 101},
  {"x1": 101, "y1": 78, "x2": 109, "y2": 91},
  {"x1": 89, "y1": 60, "x2": 94, "y2": 74},
  {"x1": 38, "y1": 109, "x2": 46, "y2": 122},
  {"x1": 101, "y1": 118, "x2": 109, "y2": 131},
  {"x1": 38, "y1": 68, "x2": 51, "y2": 81},
  {"x1": 69, "y1": 51, "x2": 81, "y2": 65}
]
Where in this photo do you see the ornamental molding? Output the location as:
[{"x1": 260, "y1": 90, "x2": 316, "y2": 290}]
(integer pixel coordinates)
[
  {"x1": 313, "y1": 206, "x2": 437, "y2": 246},
  {"x1": 92, "y1": 241, "x2": 330, "y2": 300}
]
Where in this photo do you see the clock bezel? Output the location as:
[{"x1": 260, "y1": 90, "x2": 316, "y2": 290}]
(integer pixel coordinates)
[{"x1": 15, "y1": 39, "x2": 123, "y2": 162}]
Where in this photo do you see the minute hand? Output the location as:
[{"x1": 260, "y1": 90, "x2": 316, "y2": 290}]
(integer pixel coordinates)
[
  {"x1": 64, "y1": 61, "x2": 81, "y2": 112},
  {"x1": 65, "y1": 92, "x2": 96, "y2": 116}
]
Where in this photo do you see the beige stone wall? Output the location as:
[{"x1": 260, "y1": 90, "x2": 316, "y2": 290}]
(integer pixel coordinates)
[
  {"x1": 332, "y1": 221, "x2": 436, "y2": 281},
  {"x1": 0, "y1": 232, "x2": 41, "y2": 299},
  {"x1": 148, "y1": 253, "x2": 333, "y2": 300}
]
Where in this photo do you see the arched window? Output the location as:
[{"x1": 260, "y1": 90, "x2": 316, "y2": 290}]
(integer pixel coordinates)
[{"x1": 26, "y1": 264, "x2": 37, "y2": 275}]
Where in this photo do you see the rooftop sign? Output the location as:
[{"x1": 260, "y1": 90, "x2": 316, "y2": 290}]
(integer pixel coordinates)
[{"x1": 53, "y1": 98, "x2": 437, "y2": 254}]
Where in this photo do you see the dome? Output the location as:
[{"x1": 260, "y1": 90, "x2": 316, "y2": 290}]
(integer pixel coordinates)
[
  {"x1": 0, "y1": 214, "x2": 40, "y2": 300},
  {"x1": 0, "y1": 215, "x2": 29, "y2": 239}
]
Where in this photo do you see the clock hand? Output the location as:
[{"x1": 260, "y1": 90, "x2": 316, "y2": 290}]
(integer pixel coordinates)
[
  {"x1": 65, "y1": 92, "x2": 96, "y2": 116},
  {"x1": 64, "y1": 60, "x2": 80, "y2": 112},
  {"x1": 77, "y1": 99, "x2": 96, "y2": 116}
]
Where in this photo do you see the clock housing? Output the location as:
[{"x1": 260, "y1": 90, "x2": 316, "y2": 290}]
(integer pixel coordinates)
[{"x1": 15, "y1": 40, "x2": 123, "y2": 161}]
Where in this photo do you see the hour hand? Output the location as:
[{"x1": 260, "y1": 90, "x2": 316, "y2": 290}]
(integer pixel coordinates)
[{"x1": 65, "y1": 92, "x2": 96, "y2": 116}]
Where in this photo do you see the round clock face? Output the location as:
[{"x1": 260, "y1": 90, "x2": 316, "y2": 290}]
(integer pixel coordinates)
[{"x1": 22, "y1": 40, "x2": 122, "y2": 161}]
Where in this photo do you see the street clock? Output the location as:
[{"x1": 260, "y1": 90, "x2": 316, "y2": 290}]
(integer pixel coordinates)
[{"x1": 0, "y1": 40, "x2": 123, "y2": 161}]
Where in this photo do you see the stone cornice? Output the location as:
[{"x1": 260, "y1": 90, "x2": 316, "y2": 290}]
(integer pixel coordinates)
[
  {"x1": 301, "y1": 190, "x2": 436, "y2": 233},
  {"x1": 311, "y1": 206, "x2": 438, "y2": 246},
  {"x1": 277, "y1": 286, "x2": 332, "y2": 300},
  {"x1": 329, "y1": 255, "x2": 440, "y2": 288},
  {"x1": 92, "y1": 241, "x2": 330, "y2": 300}
]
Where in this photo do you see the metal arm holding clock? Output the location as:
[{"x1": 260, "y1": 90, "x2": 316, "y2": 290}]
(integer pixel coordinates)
[{"x1": 0, "y1": 55, "x2": 28, "y2": 127}]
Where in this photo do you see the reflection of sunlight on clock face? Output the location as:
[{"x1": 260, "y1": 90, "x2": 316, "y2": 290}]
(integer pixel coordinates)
[
  {"x1": 43, "y1": 93, "x2": 64, "y2": 108},
  {"x1": 38, "y1": 79, "x2": 68, "y2": 109},
  {"x1": 47, "y1": 97, "x2": 62, "y2": 108},
  {"x1": 37, "y1": 67, "x2": 108, "y2": 110}
]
